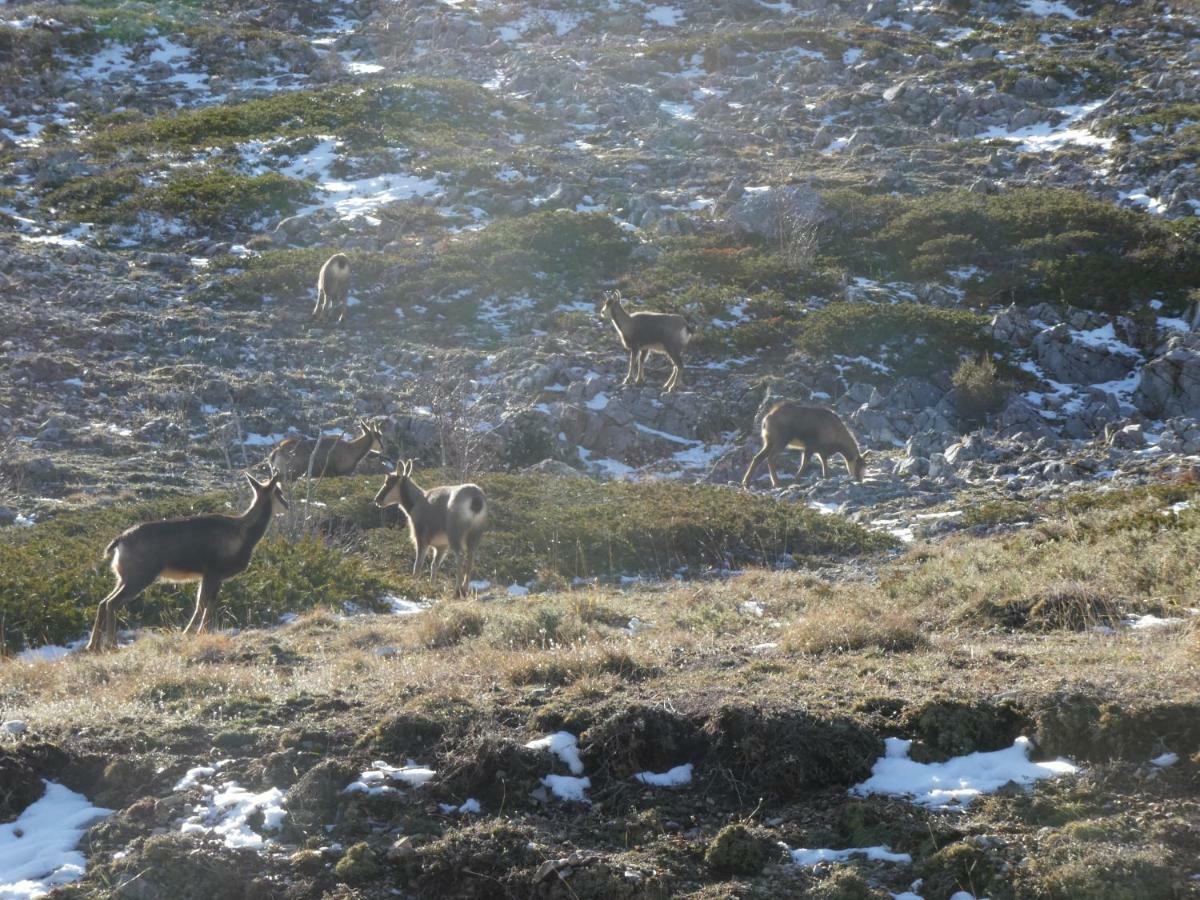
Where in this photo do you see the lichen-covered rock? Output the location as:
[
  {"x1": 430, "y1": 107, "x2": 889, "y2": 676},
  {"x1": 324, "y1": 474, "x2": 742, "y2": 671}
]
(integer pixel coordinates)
[
  {"x1": 334, "y1": 841, "x2": 380, "y2": 883},
  {"x1": 703, "y1": 824, "x2": 776, "y2": 876}
]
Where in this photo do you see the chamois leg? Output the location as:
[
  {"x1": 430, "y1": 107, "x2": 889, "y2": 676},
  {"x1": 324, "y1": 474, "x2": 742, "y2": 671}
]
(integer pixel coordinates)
[
  {"x1": 622, "y1": 349, "x2": 637, "y2": 385},
  {"x1": 335, "y1": 290, "x2": 347, "y2": 324},
  {"x1": 99, "y1": 574, "x2": 155, "y2": 650},
  {"x1": 635, "y1": 349, "x2": 649, "y2": 385},
  {"x1": 742, "y1": 443, "x2": 774, "y2": 488},
  {"x1": 795, "y1": 450, "x2": 810, "y2": 480},
  {"x1": 185, "y1": 576, "x2": 221, "y2": 635},
  {"x1": 457, "y1": 534, "x2": 480, "y2": 598},
  {"x1": 766, "y1": 458, "x2": 781, "y2": 488},
  {"x1": 818, "y1": 454, "x2": 829, "y2": 478},
  {"x1": 412, "y1": 543, "x2": 430, "y2": 578},
  {"x1": 86, "y1": 583, "x2": 125, "y2": 652},
  {"x1": 430, "y1": 547, "x2": 446, "y2": 584},
  {"x1": 313, "y1": 288, "x2": 326, "y2": 320},
  {"x1": 664, "y1": 349, "x2": 684, "y2": 392}
]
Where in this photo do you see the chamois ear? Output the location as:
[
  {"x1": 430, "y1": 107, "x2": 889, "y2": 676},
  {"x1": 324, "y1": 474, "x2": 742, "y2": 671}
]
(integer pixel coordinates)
[
  {"x1": 245, "y1": 471, "x2": 267, "y2": 490},
  {"x1": 403, "y1": 459, "x2": 414, "y2": 477}
]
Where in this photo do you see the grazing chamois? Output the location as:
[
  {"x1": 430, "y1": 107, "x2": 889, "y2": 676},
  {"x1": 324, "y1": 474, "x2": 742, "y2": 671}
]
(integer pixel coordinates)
[
  {"x1": 313, "y1": 252, "x2": 351, "y2": 323},
  {"x1": 85, "y1": 473, "x2": 288, "y2": 652},
  {"x1": 268, "y1": 419, "x2": 384, "y2": 481},
  {"x1": 600, "y1": 290, "x2": 693, "y2": 393},
  {"x1": 373, "y1": 460, "x2": 487, "y2": 598},
  {"x1": 742, "y1": 402, "x2": 868, "y2": 488}
]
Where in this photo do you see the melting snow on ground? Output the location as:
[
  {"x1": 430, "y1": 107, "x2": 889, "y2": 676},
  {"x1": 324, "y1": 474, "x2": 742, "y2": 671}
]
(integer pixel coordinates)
[
  {"x1": 633, "y1": 763, "x2": 693, "y2": 787},
  {"x1": 438, "y1": 798, "x2": 482, "y2": 814},
  {"x1": 785, "y1": 844, "x2": 911, "y2": 867},
  {"x1": 180, "y1": 783, "x2": 286, "y2": 850},
  {"x1": 383, "y1": 594, "x2": 429, "y2": 616},
  {"x1": 525, "y1": 732, "x2": 584, "y2": 774},
  {"x1": 1020, "y1": 0, "x2": 1082, "y2": 18},
  {"x1": 15, "y1": 638, "x2": 86, "y2": 663},
  {"x1": 0, "y1": 781, "x2": 111, "y2": 900},
  {"x1": 245, "y1": 137, "x2": 441, "y2": 223},
  {"x1": 851, "y1": 737, "x2": 1077, "y2": 808},
  {"x1": 542, "y1": 774, "x2": 591, "y2": 802},
  {"x1": 979, "y1": 101, "x2": 1111, "y2": 153},
  {"x1": 645, "y1": 5, "x2": 684, "y2": 26},
  {"x1": 345, "y1": 761, "x2": 437, "y2": 796}
]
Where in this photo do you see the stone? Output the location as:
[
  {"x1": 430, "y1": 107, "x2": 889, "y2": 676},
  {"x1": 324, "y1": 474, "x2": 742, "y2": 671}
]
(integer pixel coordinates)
[{"x1": 1135, "y1": 334, "x2": 1200, "y2": 418}]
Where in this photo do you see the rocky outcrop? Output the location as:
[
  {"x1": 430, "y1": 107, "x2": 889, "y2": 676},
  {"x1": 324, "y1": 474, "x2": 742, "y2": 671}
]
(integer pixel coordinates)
[{"x1": 1135, "y1": 333, "x2": 1200, "y2": 418}]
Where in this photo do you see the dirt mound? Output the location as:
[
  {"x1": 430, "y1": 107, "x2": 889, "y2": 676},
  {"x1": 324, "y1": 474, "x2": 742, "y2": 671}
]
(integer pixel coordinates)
[
  {"x1": 1035, "y1": 695, "x2": 1200, "y2": 762},
  {"x1": 406, "y1": 821, "x2": 538, "y2": 899},
  {"x1": 438, "y1": 732, "x2": 549, "y2": 807},
  {"x1": 580, "y1": 703, "x2": 706, "y2": 782},
  {"x1": 0, "y1": 749, "x2": 44, "y2": 822},
  {"x1": 903, "y1": 698, "x2": 1028, "y2": 762},
  {"x1": 704, "y1": 704, "x2": 882, "y2": 799},
  {"x1": 284, "y1": 758, "x2": 360, "y2": 835},
  {"x1": 103, "y1": 834, "x2": 273, "y2": 900}
]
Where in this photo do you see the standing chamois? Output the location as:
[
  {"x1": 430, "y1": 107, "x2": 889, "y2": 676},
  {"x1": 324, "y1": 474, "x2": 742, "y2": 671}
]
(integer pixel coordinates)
[
  {"x1": 742, "y1": 402, "x2": 868, "y2": 488},
  {"x1": 373, "y1": 460, "x2": 488, "y2": 598},
  {"x1": 268, "y1": 419, "x2": 384, "y2": 481},
  {"x1": 313, "y1": 253, "x2": 351, "y2": 323},
  {"x1": 85, "y1": 473, "x2": 289, "y2": 652},
  {"x1": 600, "y1": 290, "x2": 693, "y2": 392}
]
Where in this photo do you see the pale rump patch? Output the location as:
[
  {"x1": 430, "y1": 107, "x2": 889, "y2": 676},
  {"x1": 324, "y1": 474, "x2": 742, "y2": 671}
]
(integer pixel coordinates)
[{"x1": 161, "y1": 568, "x2": 204, "y2": 583}]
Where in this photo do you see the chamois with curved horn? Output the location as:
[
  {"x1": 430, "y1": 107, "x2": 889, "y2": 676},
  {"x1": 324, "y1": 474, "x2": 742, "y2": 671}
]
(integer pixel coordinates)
[
  {"x1": 373, "y1": 460, "x2": 488, "y2": 598},
  {"x1": 600, "y1": 290, "x2": 693, "y2": 393},
  {"x1": 85, "y1": 473, "x2": 288, "y2": 651},
  {"x1": 268, "y1": 419, "x2": 384, "y2": 481},
  {"x1": 742, "y1": 402, "x2": 868, "y2": 488},
  {"x1": 313, "y1": 252, "x2": 351, "y2": 323}
]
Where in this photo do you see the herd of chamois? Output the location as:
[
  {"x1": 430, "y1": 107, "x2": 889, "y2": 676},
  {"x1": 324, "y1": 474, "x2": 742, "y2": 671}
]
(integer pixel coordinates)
[{"x1": 83, "y1": 253, "x2": 867, "y2": 652}]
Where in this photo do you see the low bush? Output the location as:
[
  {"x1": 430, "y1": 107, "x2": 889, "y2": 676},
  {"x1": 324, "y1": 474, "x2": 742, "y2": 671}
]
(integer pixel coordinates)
[
  {"x1": 952, "y1": 354, "x2": 1010, "y2": 422},
  {"x1": 795, "y1": 301, "x2": 992, "y2": 376}
]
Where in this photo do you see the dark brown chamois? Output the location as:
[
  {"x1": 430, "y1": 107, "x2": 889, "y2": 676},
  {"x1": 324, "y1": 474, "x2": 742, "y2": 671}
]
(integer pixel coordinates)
[
  {"x1": 600, "y1": 290, "x2": 694, "y2": 392},
  {"x1": 373, "y1": 460, "x2": 488, "y2": 598},
  {"x1": 85, "y1": 473, "x2": 288, "y2": 652},
  {"x1": 313, "y1": 252, "x2": 351, "y2": 323},
  {"x1": 268, "y1": 419, "x2": 384, "y2": 481},
  {"x1": 741, "y1": 402, "x2": 868, "y2": 488}
]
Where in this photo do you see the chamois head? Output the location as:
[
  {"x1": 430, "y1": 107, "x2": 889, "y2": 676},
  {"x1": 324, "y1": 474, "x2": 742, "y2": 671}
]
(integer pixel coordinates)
[
  {"x1": 852, "y1": 451, "x2": 869, "y2": 483},
  {"x1": 248, "y1": 471, "x2": 289, "y2": 515},
  {"x1": 599, "y1": 289, "x2": 622, "y2": 320},
  {"x1": 374, "y1": 459, "x2": 414, "y2": 508},
  {"x1": 358, "y1": 418, "x2": 385, "y2": 456}
]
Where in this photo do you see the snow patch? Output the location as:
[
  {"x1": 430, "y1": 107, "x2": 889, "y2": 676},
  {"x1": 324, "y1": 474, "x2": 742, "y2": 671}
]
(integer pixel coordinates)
[
  {"x1": 525, "y1": 732, "x2": 584, "y2": 775},
  {"x1": 851, "y1": 737, "x2": 1077, "y2": 808},
  {"x1": 345, "y1": 761, "x2": 437, "y2": 796},
  {"x1": 633, "y1": 763, "x2": 693, "y2": 787},
  {"x1": 785, "y1": 844, "x2": 912, "y2": 867},
  {"x1": 180, "y1": 782, "x2": 285, "y2": 850},
  {"x1": 0, "y1": 781, "x2": 111, "y2": 900}
]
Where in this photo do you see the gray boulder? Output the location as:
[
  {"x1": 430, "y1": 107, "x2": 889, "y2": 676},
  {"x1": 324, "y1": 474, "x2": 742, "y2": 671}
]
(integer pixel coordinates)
[
  {"x1": 724, "y1": 185, "x2": 823, "y2": 241},
  {"x1": 1032, "y1": 323, "x2": 1140, "y2": 384},
  {"x1": 1135, "y1": 333, "x2": 1200, "y2": 418}
]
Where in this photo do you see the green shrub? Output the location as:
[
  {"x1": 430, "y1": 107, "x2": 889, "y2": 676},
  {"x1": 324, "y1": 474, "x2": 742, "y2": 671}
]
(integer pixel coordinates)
[
  {"x1": 952, "y1": 354, "x2": 1010, "y2": 422},
  {"x1": 795, "y1": 302, "x2": 992, "y2": 376},
  {"x1": 44, "y1": 169, "x2": 144, "y2": 220},
  {"x1": 815, "y1": 187, "x2": 1200, "y2": 311},
  {"x1": 150, "y1": 169, "x2": 312, "y2": 230},
  {"x1": 91, "y1": 79, "x2": 523, "y2": 152}
]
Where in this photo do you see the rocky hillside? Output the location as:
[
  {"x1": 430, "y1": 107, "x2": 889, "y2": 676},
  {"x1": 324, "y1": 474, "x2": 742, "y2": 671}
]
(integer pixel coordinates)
[{"x1": 0, "y1": 0, "x2": 1198, "y2": 536}]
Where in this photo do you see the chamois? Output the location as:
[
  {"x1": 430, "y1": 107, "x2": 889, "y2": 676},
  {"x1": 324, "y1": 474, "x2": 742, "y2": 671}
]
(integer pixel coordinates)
[
  {"x1": 268, "y1": 419, "x2": 384, "y2": 481},
  {"x1": 742, "y1": 402, "x2": 868, "y2": 488},
  {"x1": 600, "y1": 290, "x2": 693, "y2": 393},
  {"x1": 313, "y1": 253, "x2": 351, "y2": 323},
  {"x1": 373, "y1": 460, "x2": 487, "y2": 598},
  {"x1": 85, "y1": 473, "x2": 288, "y2": 652}
]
